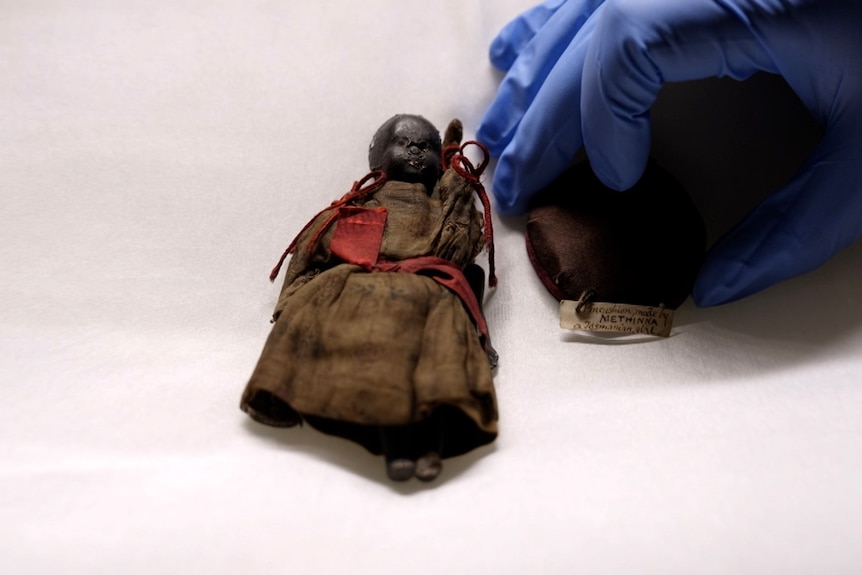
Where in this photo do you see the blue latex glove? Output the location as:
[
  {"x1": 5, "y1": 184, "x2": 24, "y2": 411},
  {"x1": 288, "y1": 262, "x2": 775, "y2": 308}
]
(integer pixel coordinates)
[{"x1": 478, "y1": 0, "x2": 862, "y2": 306}]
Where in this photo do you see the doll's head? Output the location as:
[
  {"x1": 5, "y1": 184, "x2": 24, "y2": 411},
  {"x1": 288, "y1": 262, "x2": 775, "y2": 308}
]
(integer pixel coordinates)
[{"x1": 369, "y1": 114, "x2": 442, "y2": 194}]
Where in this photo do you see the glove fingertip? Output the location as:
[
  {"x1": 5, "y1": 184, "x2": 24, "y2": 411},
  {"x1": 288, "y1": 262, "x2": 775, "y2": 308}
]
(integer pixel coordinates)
[
  {"x1": 692, "y1": 276, "x2": 738, "y2": 307},
  {"x1": 692, "y1": 250, "x2": 771, "y2": 307},
  {"x1": 584, "y1": 121, "x2": 651, "y2": 192},
  {"x1": 489, "y1": 0, "x2": 568, "y2": 71},
  {"x1": 589, "y1": 155, "x2": 644, "y2": 192},
  {"x1": 490, "y1": 158, "x2": 529, "y2": 216},
  {"x1": 476, "y1": 122, "x2": 506, "y2": 158},
  {"x1": 489, "y1": 35, "x2": 518, "y2": 72}
]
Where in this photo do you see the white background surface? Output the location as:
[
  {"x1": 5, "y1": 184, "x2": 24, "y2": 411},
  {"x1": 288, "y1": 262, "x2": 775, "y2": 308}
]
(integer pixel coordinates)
[{"x1": 2, "y1": 1, "x2": 861, "y2": 574}]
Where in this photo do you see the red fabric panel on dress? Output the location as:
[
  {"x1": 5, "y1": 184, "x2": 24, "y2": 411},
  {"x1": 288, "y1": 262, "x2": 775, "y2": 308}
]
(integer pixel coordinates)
[{"x1": 329, "y1": 206, "x2": 388, "y2": 266}]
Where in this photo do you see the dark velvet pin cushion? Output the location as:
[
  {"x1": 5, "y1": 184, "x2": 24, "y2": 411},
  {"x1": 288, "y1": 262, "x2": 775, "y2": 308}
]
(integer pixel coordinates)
[{"x1": 525, "y1": 160, "x2": 706, "y2": 310}]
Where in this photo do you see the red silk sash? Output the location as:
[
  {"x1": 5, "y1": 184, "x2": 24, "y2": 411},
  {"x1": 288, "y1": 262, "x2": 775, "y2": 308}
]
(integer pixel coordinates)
[{"x1": 329, "y1": 206, "x2": 491, "y2": 351}]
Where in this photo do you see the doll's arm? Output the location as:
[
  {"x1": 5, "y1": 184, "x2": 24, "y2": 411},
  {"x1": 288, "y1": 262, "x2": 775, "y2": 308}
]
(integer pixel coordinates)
[
  {"x1": 436, "y1": 168, "x2": 485, "y2": 266},
  {"x1": 271, "y1": 208, "x2": 337, "y2": 320}
]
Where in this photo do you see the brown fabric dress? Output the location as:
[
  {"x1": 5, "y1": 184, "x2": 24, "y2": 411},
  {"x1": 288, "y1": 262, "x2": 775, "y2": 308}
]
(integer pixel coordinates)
[{"x1": 241, "y1": 169, "x2": 497, "y2": 458}]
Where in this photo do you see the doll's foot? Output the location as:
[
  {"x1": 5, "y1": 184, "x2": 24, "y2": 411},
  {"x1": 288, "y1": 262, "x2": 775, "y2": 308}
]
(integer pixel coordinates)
[
  {"x1": 386, "y1": 458, "x2": 415, "y2": 482},
  {"x1": 414, "y1": 451, "x2": 442, "y2": 482},
  {"x1": 379, "y1": 426, "x2": 415, "y2": 482}
]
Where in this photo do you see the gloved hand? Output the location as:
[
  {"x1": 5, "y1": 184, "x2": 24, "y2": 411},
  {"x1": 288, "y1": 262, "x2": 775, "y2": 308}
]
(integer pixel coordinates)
[{"x1": 478, "y1": 0, "x2": 862, "y2": 306}]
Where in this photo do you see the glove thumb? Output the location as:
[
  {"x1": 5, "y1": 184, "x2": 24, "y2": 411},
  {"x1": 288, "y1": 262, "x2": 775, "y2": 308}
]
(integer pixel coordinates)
[{"x1": 694, "y1": 125, "x2": 862, "y2": 306}]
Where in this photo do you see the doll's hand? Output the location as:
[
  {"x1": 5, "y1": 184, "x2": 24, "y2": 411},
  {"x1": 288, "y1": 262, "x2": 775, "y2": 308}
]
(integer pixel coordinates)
[{"x1": 478, "y1": 0, "x2": 862, "y2": 305}]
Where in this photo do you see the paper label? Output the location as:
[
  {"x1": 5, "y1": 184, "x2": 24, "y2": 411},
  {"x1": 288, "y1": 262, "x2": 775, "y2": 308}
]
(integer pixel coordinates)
[{"x1": 560, "y1": 300, "x2": 674, "y2": 337}]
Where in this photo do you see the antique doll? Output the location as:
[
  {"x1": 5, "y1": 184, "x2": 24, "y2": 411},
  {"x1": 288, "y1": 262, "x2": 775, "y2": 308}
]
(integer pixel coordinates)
[{"x1": 241, "y1": 115, "x2": 498, "y2": 482}]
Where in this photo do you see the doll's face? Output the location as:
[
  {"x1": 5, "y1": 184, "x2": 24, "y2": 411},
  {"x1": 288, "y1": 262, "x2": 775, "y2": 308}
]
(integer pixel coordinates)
[{"x1": 376, "y1": 117, "x2": 442, "y2": 193}]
